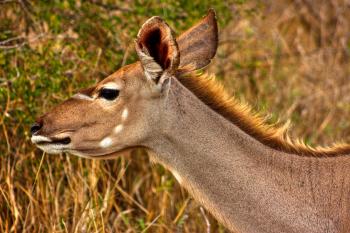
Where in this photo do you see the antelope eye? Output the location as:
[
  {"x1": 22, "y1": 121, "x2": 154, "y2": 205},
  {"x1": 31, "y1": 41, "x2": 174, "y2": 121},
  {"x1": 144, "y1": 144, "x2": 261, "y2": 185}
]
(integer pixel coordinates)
[{"x1": 99, "y1": 88, "x2": 119, "y2": 100}]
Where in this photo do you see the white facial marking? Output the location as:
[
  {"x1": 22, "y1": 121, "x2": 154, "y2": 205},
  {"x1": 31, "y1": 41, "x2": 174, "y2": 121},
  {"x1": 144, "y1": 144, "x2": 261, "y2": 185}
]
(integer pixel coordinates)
[
  {"x1": 72, "y1": 93, "x2": 94, "y2": 101},
  {"x1": 100, "y1": 137, "x2": 113, "y2": 148},
  {"x1": 102, "y1": 82, "x2": 121, "y2": 90},
  {"x1": 114, "y1": 125, "x2": 123, "y2": 134},
  {"x1": 121, "y1": 108, "x2": 128, "y2": 121},
  {"x1": 31, "y1": 135, "x2": 52, "y2": 144}
]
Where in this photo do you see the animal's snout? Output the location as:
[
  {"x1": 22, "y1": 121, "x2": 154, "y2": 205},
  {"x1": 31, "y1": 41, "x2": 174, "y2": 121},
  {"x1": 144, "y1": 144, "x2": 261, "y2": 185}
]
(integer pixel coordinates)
[{"x1": 30, "y1": 119, "x2": 43, "y2": 135}]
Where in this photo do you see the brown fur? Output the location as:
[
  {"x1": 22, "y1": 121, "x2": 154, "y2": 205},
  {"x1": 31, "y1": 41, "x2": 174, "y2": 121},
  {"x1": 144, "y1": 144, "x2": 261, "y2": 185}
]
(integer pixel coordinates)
[
  {"x1": 177, "y1": 9, "x2": 218, "y2": 71},
  {"x1": 177, "y1": 72, "x2": 350, "y2": 156}
]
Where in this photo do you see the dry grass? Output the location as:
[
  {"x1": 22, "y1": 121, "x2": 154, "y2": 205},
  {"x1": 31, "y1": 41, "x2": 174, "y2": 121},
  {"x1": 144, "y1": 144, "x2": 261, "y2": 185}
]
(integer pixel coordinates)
[
  {"x1": 1, "y1": 0, "x2": 350, "y2": 232},
  {"x1": 210, "y1": 0, "x2": 350, "y2": 145}
]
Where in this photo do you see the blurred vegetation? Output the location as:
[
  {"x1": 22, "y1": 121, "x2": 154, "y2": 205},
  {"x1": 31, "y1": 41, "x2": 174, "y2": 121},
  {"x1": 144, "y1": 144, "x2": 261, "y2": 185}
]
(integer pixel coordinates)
[{"x1": 1, "y1": 0, "x2": 350, "y2": 232}]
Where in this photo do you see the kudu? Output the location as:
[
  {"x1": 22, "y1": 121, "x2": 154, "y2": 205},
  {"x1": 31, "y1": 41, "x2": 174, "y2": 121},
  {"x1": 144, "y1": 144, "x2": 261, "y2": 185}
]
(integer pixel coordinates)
[{"x1": 31, "y1": 10, "x2": 350, "y2": 233}]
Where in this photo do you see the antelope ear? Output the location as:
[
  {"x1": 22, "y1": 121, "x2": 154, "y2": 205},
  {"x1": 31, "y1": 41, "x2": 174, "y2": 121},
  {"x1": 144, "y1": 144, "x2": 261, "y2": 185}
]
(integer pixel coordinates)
[
  {"x1": 177, "y1": 9, "x2": 218, "y2": 72},
  {"x1": 135, "y1": 16, "x2": 179, "y2": 84}
]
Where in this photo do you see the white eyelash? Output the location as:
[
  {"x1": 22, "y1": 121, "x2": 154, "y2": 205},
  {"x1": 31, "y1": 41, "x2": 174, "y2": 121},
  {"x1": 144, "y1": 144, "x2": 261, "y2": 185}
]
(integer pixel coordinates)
[
  {"x1": 73, "y1": 93, "x2": 94, "y2": 101},
  {"x1": 102, "y1": 82, "x2": 121, "y2": 90}
]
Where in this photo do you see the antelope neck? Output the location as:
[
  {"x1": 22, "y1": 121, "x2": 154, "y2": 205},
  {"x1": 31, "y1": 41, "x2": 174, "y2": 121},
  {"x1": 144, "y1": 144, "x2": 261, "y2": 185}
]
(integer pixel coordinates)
[{"x1": 143, "y1": 77, "x2": 350, "y2": 233}]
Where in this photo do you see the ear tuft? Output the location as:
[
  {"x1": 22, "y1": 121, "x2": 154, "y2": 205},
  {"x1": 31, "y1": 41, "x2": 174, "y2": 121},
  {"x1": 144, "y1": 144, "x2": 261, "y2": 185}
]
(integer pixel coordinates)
[{"x1": 136, "y1": 16, "x2": 179, "y2": 82}]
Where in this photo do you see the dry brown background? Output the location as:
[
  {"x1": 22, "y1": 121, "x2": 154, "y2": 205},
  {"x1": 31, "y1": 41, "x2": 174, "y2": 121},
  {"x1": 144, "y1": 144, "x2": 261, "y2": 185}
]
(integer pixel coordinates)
[{"x1": 1, "y1": 0, "x2": 350, "y2": 232}]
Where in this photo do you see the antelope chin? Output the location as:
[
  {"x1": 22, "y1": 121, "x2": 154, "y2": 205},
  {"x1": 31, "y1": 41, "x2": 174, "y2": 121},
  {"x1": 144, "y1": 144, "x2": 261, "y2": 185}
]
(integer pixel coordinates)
[
  {"x1": 36, "y1": 143, "x2": 68, "y2": 154},
  {"x1": 69, "y1": 147, "x2": 138, "y2": 160}
]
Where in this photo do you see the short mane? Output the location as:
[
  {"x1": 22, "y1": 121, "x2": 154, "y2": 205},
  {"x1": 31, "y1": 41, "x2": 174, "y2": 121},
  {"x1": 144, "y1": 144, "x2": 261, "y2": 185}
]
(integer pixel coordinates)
[{"x1": 177, "y1": 72, "x2": 350, "y2": 157}]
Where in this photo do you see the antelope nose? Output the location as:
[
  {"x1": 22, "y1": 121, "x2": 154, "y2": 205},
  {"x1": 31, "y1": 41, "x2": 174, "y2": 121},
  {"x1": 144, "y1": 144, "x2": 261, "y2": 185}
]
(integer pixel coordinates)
[{"x1": 30, "y1": 121, "x2": 43, "y2": 135}]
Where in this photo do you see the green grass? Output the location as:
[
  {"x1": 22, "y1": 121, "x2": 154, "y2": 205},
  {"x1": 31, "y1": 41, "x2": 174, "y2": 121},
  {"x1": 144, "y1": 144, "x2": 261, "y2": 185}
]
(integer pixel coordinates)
[{"x1": 2, "y1": 0, "x2": 350, "y2": 232}]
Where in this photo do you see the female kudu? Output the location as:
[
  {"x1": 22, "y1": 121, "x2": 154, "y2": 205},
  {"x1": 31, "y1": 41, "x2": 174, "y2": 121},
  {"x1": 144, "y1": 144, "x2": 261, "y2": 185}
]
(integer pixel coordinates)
[{"x1": 31, "y1": 10, "x2": 350, "y2": 233}]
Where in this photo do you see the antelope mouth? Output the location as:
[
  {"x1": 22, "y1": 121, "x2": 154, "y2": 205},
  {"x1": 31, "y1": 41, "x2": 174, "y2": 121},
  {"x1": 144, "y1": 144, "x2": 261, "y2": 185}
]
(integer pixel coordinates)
[
  {"x1": 31, "y1": 135, "x2": 71, "y2": 145},
  {"x1": 31, "y1": 135, "x2": 72, "y2": 154},
  {"x1": 37, "y1": 137, "x2": 71, "y2": 146}
]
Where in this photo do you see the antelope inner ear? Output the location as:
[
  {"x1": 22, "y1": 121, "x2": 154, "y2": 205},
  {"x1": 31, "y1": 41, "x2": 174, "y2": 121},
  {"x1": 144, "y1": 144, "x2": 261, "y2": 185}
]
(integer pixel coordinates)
[{"x1": 135, "y1": 16, "x2": 179, "y2": 83}]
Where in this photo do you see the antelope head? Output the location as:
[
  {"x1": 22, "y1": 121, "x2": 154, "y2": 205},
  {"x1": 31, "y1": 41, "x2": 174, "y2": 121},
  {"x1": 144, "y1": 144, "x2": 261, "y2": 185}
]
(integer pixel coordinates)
[{"x1": 31, "y1": 10, "x2": 218, "y2": 158}]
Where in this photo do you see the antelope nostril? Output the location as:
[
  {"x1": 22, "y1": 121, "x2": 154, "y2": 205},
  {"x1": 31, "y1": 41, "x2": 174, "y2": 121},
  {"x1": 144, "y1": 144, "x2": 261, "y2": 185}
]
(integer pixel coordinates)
[{"x1": 30, "y1": 122, "x2": 42, "y2": 135}]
